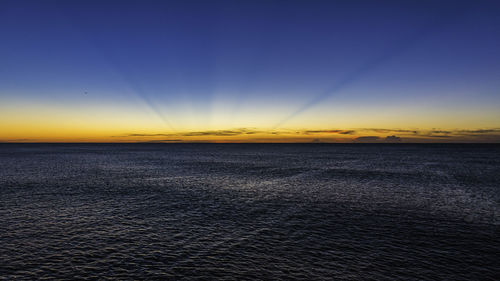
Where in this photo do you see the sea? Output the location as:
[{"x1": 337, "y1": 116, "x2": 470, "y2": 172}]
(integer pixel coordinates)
[{"x1": 0, "y1": 144, "x2": 499, "y2": 280}]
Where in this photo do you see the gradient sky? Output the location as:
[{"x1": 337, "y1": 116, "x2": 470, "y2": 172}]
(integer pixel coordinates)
[{"x1": 1, "y1": 0, "x2": 500, "y2": 142}]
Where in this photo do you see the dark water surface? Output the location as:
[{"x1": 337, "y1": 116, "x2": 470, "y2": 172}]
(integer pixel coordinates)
[{"x1": 1, "y1": 144, "x2": 499, "y2": 280}]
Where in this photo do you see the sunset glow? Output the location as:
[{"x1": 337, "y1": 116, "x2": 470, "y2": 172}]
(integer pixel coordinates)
[{"x1": 1, "y1": 0, "x2": 499, "y2": 142}]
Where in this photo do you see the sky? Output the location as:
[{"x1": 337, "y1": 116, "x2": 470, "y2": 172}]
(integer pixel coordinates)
[{"x1": 1, "y1": 0, "x2": 500, "y2": 143}]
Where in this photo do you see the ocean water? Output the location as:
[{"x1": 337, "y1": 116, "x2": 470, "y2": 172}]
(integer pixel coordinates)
[{"x1": 0, "y1": 144, "x2": 499, "y2": 280}]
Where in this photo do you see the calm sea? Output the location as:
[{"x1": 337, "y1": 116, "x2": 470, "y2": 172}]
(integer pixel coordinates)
[{"x1": 1, "y1": 144, "x2": 499, "y2": 280}]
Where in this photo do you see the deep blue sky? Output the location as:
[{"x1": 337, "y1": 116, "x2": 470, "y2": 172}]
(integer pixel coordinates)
[{"x1": 1, "y1": 0, "x2": 500, "y2": 140}]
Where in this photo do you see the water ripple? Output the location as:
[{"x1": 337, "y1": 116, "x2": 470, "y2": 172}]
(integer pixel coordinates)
[{"x1": 0, "y1": 144, "x2": 499, "y2": 280}]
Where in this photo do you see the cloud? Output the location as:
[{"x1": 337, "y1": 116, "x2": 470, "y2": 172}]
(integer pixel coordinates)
[
  {"x1": 425, "y1": 135, "x2": 453, "y2": 138},
  {"x1": 385, "y1": 135, "x2": 402, "y2": 142},
  {"x1": 339, "y1": 130, "x2": 356, "y2": 135},
  {"x1": 116, "y1": 128, "x2": 267, "y2": 138},
  {"x1": 364, "y1": 128, "x2": 419, "y2": 134},
  {"x1": 303, "y1": 130, "x2": 356, "y2": 135},
  {"x1": 456, "y1": 129, "x2": 500, "y2": 135},
  {"x1": 124, "y1": 133, "x2": 172, "y2": 137},
  {"x1": 0, "y1": 139, "x2": 33, "y2": 142},
  {"x1": 359, "y1": 128, "x2": 500, "y2": 138},
  {"x1": 354, "y1": 136, "x2": 380, "y2": 143},
  {"x1": 113, "y1": 127, "x2": 500, "y2": 143},
  {"x1": 138, "y1": 139, "x2": 183, "y2": 143},
  {"x1": 429, "y1": 130, "x2": 452, "y2": 134},
  {"x1": 183, "y1": 129, "x2": 249, "y2": 136}
]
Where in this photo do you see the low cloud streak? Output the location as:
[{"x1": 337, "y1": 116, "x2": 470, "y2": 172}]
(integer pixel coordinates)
[{"x1": 112, "y1": 127, "x2": 500, "y2": 143}]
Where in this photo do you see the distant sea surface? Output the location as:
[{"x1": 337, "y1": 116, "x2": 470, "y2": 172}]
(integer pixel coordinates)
[{"x1": 1, "y1": 144, "x2": 499, "y2": 280}]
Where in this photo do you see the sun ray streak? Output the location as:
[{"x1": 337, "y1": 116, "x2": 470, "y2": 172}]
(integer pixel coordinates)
[{"x1": 273, "y1": 6, "x2": 467, "y2": 129}]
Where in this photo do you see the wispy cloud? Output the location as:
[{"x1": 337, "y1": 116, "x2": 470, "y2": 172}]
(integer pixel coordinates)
[
  {"x1": 304, "y1": 130, "x2": 356, "y2": 135},
  {"x1": 385, "y1": 135, "x2": 402, "y2": 142},
  {"x1": 125, "y1": 133, "x2": 172, "y2": 137},
  {"x1": 116, "y1": 128, "x2": 267, "y2": 138},
  {"x1": 112, "y1": 127, "x2": 500, "y2": 143},
  {"x1": 456, "y1": 129, "x2": 500, "y2": 135},
  {"x1": 429, "y1": 130, "x2": 452, "y2": 134},
  {"x1": 138, "y1": 139, "x2": 183, "y2": 143},
  {"x1": 119, "y1": 128, "x2": 358, "y2": 138},
  {"x1": 0, "y1": 139, "x2": 34, "y2": 142},
  {"x1": 182, "y1": 129, "x2": 256, "y2": 136},
  {"x1": 423, "y1": 135, "x2": 452, "y2": 138},
  {"x1": 354, "y1": 136, "x2": 380, "y2": 142},
  {"x1": 365, "y1": 128, "x2": 419, "y2": 134}
]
